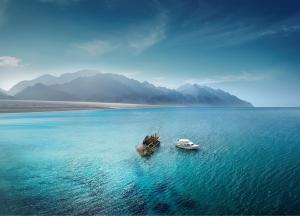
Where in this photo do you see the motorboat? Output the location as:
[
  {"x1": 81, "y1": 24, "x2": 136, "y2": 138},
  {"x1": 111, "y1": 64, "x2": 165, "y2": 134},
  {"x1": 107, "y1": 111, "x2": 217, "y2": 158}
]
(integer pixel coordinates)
[{"x1": 176, "y1": 139, "x2": 199, "y2": 150}]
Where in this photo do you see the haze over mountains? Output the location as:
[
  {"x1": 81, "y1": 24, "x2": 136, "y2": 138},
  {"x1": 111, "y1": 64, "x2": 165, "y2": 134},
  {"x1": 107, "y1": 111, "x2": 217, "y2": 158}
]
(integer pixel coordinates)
[
  {"x1": 0, "y1": 88, "x2": 14, "y2": 99},
  {"x1": 4, "y1": 70, "x2": 252, "y2": 107},
  {"x1": 0, "y1": 92, "x2": 13, "y2": 99}
]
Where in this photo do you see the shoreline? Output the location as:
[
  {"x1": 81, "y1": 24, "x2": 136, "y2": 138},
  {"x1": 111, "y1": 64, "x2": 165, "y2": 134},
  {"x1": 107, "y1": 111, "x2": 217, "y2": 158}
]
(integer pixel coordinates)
[
  {"x1": 1, "y1": 100, "x2": 295, "y2": 114},
  {"x1": 0, "y1": 99, "x2": 158, "y2": 114}
]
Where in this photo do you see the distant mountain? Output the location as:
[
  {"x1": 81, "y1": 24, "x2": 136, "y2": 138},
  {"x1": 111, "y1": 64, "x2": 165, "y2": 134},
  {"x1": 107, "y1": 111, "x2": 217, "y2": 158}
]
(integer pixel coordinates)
[
  {"x1": 13, "y1": 71, "x2": 253, "y2": 106},
  {"x1": 177, "y1": 83, "x2": 252, "y2": 107},
  {"x1": 9, "y1": 70, "x2": 99, "y2": 95},
  {"x1": 52, "y1": 73, "x2": 186, "y2": 104},
  {"x1": 15, "y1": 83, "x2": 78, "y2": 101}
]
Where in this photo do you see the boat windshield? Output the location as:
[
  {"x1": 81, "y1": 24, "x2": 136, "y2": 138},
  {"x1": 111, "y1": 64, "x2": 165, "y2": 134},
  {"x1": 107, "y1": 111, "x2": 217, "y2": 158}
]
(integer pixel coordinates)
[{"x1": 179, "y1": 139, "x2": 190, "y2": 142}]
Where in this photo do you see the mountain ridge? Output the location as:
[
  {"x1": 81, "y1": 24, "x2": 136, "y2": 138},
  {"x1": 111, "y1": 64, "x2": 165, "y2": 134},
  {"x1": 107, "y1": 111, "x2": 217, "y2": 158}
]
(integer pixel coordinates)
[
  {"x1": 10, "y1": 71, "x2": 253, "y2": 107},
  {"x1": 8, "y1": 70, "x2": 99, "y2": 95}
]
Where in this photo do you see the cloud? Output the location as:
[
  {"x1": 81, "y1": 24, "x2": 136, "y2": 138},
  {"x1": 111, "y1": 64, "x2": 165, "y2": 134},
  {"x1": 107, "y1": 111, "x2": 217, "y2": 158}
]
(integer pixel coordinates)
[
  {"x1": 260, "y1": 14, "x2": 300, "y2": 36},
  {"x1": 128, "y1": 12, "x2": 168, "y2": 54},
  {"x1": 71, "y1": 8, "x2": 169, "y2": 57},
  {"x1": 73, "y1": 40, "x2": 117, "y2": 56},
  {"x1": 0, "y1": 56, "x2": 21, "y2": 67},
  {"x1": 185, "y1": 72, "x2": 267, "y2": 85},
  {"x1": 0, "y1": 0, "x2": 9, "y2": 27},
  {"x1": 171, "y1": 5, "x2": 300, "y2": 48},
  {"x1": 38, "y1": 0, "x2": 80, "y2": 5}
]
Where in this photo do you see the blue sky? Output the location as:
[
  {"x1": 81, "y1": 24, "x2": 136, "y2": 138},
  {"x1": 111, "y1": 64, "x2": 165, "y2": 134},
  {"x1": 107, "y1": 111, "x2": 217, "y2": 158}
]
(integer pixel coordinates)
[{"x1": 0, "y1": 0, "x2": 300, "y2": 106}]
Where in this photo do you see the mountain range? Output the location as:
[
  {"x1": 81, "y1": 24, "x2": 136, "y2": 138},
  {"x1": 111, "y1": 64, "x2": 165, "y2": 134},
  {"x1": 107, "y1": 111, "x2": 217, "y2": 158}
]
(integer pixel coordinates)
[{"x1": 4, "y1": 70, "x2": 253, "y2": 107}]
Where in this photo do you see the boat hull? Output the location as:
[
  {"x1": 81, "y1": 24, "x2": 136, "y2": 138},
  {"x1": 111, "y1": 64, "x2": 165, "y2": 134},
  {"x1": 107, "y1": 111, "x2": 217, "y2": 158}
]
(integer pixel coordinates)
[{"x1": 176, "y1": 144, "x2": 199, "y2": 150}]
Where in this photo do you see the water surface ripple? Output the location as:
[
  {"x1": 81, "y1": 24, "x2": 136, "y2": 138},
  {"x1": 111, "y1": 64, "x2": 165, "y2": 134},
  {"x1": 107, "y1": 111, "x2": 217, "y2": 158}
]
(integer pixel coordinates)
[{"x1": 0, "y1": 107, "x2": 300, "y2": 215}]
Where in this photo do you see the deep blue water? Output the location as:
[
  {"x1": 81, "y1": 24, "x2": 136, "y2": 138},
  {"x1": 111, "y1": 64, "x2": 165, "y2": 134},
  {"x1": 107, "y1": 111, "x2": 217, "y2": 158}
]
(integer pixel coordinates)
[{"x1": 0, "y1": 107, "x2": 300, "y2": 215}]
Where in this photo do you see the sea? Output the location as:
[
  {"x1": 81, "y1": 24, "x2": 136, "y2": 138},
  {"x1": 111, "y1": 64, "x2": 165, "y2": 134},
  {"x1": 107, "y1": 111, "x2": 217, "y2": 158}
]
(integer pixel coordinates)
[{"x1": 0, "y1": 107, "x2": 299, "y2": 215}]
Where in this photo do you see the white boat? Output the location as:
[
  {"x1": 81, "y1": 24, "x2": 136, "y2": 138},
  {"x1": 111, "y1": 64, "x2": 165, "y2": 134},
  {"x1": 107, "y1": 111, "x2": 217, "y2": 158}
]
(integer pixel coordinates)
[{"x1": 176, "y1": 139, "x2": 199, "y2": 150}]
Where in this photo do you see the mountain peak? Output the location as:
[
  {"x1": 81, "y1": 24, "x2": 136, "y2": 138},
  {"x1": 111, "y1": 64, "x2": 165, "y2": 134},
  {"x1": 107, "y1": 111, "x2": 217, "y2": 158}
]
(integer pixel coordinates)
[
  {"x1": 59, "y1": 70, "x2": 100, "y2": 79},
  {"x1": 177, "y1": 83, "x2": 204, "y2": 95},
  {"x1": 177, "y1": 83, "x2": 205, "y2": 90},
  {"x1": 8, "y1": 70, "x2": 101, "y2": 95},
  {"x1": 38, "y1": 74, "x2": 56, "y2": 79}
]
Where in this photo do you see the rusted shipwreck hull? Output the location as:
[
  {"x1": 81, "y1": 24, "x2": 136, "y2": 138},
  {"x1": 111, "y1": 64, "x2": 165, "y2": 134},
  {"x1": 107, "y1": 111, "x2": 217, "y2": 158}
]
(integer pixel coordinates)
[{"x1": 136, "y1": 133, "x2": 160, "y2": 156}]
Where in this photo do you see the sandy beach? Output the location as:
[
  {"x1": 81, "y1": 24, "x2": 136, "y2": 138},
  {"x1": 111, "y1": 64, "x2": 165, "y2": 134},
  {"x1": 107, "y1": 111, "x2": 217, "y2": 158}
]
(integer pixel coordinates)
[{"x1": 0, "y1": 100, "x2": 156, "y2": 113}]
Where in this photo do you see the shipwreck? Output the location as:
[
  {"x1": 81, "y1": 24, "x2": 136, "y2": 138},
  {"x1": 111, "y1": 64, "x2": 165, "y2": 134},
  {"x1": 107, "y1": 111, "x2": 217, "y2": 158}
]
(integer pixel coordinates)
[{"x1": 136, "y1": 133, "x2": 160, "y2": 156}]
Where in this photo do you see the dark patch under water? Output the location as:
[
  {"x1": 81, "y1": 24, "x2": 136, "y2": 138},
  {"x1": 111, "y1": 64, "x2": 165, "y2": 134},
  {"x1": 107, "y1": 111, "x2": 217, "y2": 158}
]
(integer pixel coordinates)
[
  {"x1": 176, "y1": 197, "x2": 197, "y2": 209},
  {"x1": 128, "y1": 199, "x2": 147, "y2": 215},
  {"x1": 122, "y1": 183, "x2": 140, "y2": 198},
  {"x1": 122, "y1": 183, "x2": 147, "y2": 215},
  {"x1": 154, "y1": 182, "x2": 168, "y2": 193},
  {"x1": 153, "y1": 202, "x2": 172, "y2": 214}
]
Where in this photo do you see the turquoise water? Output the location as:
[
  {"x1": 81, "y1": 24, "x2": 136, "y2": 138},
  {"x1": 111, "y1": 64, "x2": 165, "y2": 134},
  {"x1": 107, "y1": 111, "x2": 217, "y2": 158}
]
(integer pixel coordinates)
[{"x1": 0, "y1": 107, "x2": 300, "y2": 215}]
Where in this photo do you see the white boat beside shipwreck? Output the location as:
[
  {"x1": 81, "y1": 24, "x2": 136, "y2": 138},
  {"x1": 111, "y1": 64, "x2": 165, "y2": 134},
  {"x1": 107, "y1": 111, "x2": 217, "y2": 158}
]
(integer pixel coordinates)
[{"x1": 176, "y1": 139, "x2": 199, "y2": 150}]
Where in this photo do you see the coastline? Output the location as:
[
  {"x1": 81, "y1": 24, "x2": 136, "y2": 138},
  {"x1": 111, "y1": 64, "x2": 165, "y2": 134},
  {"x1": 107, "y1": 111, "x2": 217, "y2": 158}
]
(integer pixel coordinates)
[{"x1": 0, "y1": 99, "x2": 157, "y2": 114}]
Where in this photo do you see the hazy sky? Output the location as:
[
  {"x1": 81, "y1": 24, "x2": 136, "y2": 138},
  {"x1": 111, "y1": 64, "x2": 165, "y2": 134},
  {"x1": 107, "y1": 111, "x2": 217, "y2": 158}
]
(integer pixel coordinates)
[{"x1": 0, "y1": 0, "x2": 300, "y2": 106}]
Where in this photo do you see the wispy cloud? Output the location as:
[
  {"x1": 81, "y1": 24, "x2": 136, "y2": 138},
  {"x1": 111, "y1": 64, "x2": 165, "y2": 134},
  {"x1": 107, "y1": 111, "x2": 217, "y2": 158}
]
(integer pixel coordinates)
[
  {"x1": 128, "y1": 12, "x2": 168, "y2": 54},
  {"x1": 38, "y1": 0, "x2": 80, "y2": 5},
  {"x1": 0, "y1": 56, "x2": 21, "y2": 67},
  {"x1": 185, "y1": 72, "x2": 267, "y2": 85},
  {"x1": 0, "y1": 0, "x2": 9, "y2": 27},
  {"x1": 73, "y1": 40, "x2": 117, "y2": 56},
  {"x1": 172, "y1": 6, "x2": 300, "y2": 48},
  {"x1": 257, "y1": 14, "x2": 300, "y2": 37},
  {"x1": 72, "y1": 9, "x2": 168, "y2": 57}
]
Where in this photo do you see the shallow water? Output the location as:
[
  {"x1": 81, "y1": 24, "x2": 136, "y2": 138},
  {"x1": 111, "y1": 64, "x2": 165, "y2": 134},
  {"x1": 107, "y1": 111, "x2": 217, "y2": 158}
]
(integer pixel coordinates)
[{"x1": 0, "y1": 107, "x2": 300, "y2": 215}]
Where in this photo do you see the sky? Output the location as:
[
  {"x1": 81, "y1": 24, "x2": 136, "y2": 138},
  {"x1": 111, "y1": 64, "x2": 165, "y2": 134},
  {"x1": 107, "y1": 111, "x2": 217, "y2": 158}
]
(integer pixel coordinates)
[{"x1": 0, "y1": 0, "x2": 300, "y2": 106}]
